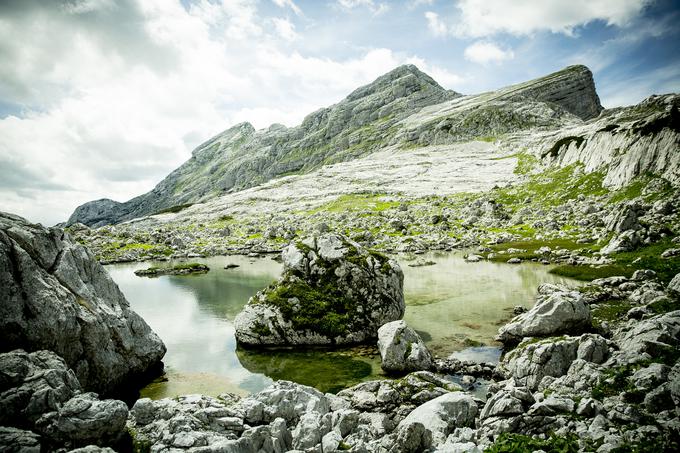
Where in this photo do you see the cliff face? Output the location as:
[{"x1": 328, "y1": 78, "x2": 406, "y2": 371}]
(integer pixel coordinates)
[
  {"x1": 0, "y1": 211, "x2": 166, "y2": 396},
  {"x1": 497, "y1": 65, "x2": 603, "y2": 120}
]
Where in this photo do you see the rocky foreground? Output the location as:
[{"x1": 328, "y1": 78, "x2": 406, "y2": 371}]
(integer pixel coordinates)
[{"x1": 2, "y1": 211, "x2": 680, "y2": 452}]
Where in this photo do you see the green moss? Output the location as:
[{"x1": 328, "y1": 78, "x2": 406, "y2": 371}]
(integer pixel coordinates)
[
  {"x1": 485, "y1": 432, "x2": 579, "y2": 453},
  {"x1": 128, "y1": 427, "x2": 152, "y2": 453},
  {"x1": 648, "y1": 297, "x2": 680, "y2": 314},
  {"x1": 262, "y1": 279, "x2": 355, "y2": 338},
  {"x1": 338, "y1": 442, "x2": 352, "y2": 450},
  {"x1": 514, "y1": 153, "x2": 539, "y2": 175}
]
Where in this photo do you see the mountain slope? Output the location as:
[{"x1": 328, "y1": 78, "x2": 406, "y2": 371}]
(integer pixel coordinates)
[{"x1": 68, "y1": 64, "x2": 602, "y2": 227}]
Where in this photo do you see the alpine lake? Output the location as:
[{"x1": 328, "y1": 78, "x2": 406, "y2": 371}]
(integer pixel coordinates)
[{"x1": 106, "y1": 252, "x2": 578, "y2": 399}]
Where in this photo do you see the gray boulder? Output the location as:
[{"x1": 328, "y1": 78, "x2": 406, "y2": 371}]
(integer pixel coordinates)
[
  {"x1": 0, "y1": 212, "x2": 166, "y2": 396},
  {"x1": 35, "y1": 393, "x2": 127, "y2": 447},
  {"x1": 234, "y1": 234, "x2": 404, "y2": 346},
  {"x1": 378, "y1": 320, "x2": 433, "y2": 373},
  {"x1": 601, "y1": 230, "x2": 641, "y2": 255},
  {"x1": 0, "y1": 349, "x2": 128, "y2": 450},
  {"x1": 496, "y1": 284, "x2": 591, "y2": 344},
  {"x1": 668, "y1": 273, "x2": 680, "y2": 295},
  {"x1": 396, "y1": 392, "x2": 477, "y2": 445},
  {"x1": 497, "y1": 334, "x2": 609, "y2": 391}
]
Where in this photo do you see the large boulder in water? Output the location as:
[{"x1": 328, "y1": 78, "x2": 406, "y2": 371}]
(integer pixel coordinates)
[
  {"x1": 0, "y1": 211, "x2": 166, "y2": 396},
  {"x1": 378, "y1": 320, "x2": 433, "y2": 373},
  {"x1": 234, "y1": 234, "x2": 404, "y2": 346}
]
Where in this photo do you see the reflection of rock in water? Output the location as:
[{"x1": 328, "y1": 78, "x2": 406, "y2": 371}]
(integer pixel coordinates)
[
  {"x1": 414, "y1": 329, "x2": 432, "y2": 342},
  {"x1": 166, "y1": 270, "x2": 276, "y2": 320},
  {"x1": 236, "y1": 347, "x2": 375, "y2": 393}
]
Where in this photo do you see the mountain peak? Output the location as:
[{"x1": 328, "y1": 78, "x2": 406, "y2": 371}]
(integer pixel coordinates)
[{"x1": 499, "y1": 64, "x2": 603, "y2": 120}]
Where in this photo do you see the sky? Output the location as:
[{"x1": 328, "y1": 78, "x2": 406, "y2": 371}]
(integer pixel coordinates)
[{"x1": 0, "y1": 0, "x2": 679, "y2": 226}]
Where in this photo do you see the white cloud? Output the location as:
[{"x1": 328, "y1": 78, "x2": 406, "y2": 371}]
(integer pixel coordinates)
[
  {"x1": 425, "y1": 11, "x2": 448, "y2": 37},
  {"x1": 336, "y1": 0, "x2": 390, "y2": 16},
  {"x1": 271, "y1": 17, "x2": 298, "y2": 41},
  {"x1": 453, "y1": 0, "x2": 651, "y2": 37},
  {"x1": 272, "y1": 0, "x2": 302, "y2": 16},
  {"x1": 0, "y1": 0, "x2": 459, "y2": 225},
  {"x1": 464, "y1": 41, "x2": 514, "y2": 65}
]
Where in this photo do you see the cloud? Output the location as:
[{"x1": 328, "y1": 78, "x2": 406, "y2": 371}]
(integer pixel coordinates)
[
  {"x1": 425, "y1": 11, "x2": 448, "y2": 37},
  {"x1": 271, "y1": 17, "x2": 298, "y2": 41},
  {"x1": 271, "y1": 0, "x2": 302, "y2": 16},
  {"x1": 336, "y1": 0, "x2": 390, "y2": 16},
  {"x1": 464, "y1": 41, "x2": 514, "y2": 65},
  {"x1": 453, "y1": 0, "x2": 652, "y2": 37}
]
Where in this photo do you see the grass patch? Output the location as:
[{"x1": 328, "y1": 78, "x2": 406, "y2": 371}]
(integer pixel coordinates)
[
  {"x1": 308, "y1": 193, "x2": 400, "y2": 214},
  {"x1": 153, "y1": 203, "x2": 194, "y2": 215},
  {"x1": 549, "y1": 264, "x2": 633, "y2": 281},
  {"x1": 485, "y1": 432, "x2": 579, "y2": 453},
  {"x1": 591, "y1": 299, "x2": 634, "y2": 329}
]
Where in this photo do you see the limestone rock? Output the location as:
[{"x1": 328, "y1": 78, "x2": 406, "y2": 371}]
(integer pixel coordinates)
[
  {"x1": 497, "y1": 334, "x2": 609, "y2": 391},
  {"x1": 35, "y1": 392, "x2": 128, "y2": 447},
  {"x1": 234, "y1": 234, "x2": 404, "y2": 346},
  {"x1": 377, "y1": 320, "x2": 433, "y2": 373},
  {"x1": 496, "y1": 284, "x2": 591, "y2": 344},
  {"x1": 397, "y1": 392, "x2": 477, "y2": 445},
  {"x1": 0, "y1": 350, "x2": 128, "y2": 451},
  {"x1": 0, "y1": 212, "x2": 166, "y2": 396}
]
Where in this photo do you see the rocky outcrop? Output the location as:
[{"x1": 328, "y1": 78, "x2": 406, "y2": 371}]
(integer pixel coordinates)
[
  {"x1": 496, "y1": 284, "x2": 591, "y2": 344},
  {"x1": 378, "y1": 320, "x2": 433, "y2": 373},
  {"x1": 0, "y1": 349, "x2": 128, "y2": 451},
  {"x1": 234, "y1": 234, "x2": 404, "y2": 346},
  {"x1": 497, "y1": 65, "x2": 603, "y2": 120},
  {"x1": 0, "y1": 212, "x2": 166, "y2": 396}
]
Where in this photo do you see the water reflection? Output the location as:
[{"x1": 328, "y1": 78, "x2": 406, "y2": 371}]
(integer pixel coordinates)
[{"x1": 106, "y1": 251, "x2": 577, "y2": 398}]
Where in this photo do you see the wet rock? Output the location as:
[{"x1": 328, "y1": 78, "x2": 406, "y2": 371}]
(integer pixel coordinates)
[
  {"x1": 234, "y1": 234, "x2": 404, "y2": 346},
  {"x1": 0, "y1": 212, "x2": 166, "y2": 395},
  {"x1": 377, "y1": 320, "x2": 433, "y2": 373},
  {"x1": 496, "y1": 284, "x2": 591, "y2": 344}
]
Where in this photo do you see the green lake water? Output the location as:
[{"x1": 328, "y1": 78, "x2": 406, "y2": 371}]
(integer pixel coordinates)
[{"x1": 106, "y1": 252, "x2": 577, "y2": 398}]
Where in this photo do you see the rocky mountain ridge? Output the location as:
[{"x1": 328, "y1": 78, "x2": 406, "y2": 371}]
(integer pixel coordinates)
[{"x1": 68, "y1": 64, "x2": 602, "y2": 227}]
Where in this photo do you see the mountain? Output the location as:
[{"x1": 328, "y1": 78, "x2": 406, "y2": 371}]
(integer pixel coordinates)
[{"x1": 68, "y1": 64, "x2": 602, "y2": 227}]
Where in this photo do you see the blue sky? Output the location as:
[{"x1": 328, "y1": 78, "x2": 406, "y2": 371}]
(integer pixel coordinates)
[{"x1": 0, "y1": 0, "x2": 678, "y2": 225}]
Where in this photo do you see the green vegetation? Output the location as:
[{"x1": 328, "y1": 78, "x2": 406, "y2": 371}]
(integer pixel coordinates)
[
  {"x1": 484, "y1": 433, "x2": 579, "y2": 453},
  {"x1": 153, "y1": 203, "x2": 194, "y2": 215},
  {"x1": 591, "y1": 299, "x2": 633, "y2": 329},
  {"x1": 305, "y1": 193, "x2": 400, "y2": 215},
  {"x1": 134, "y1": 262, "x2": 209, "y2": 277}
]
